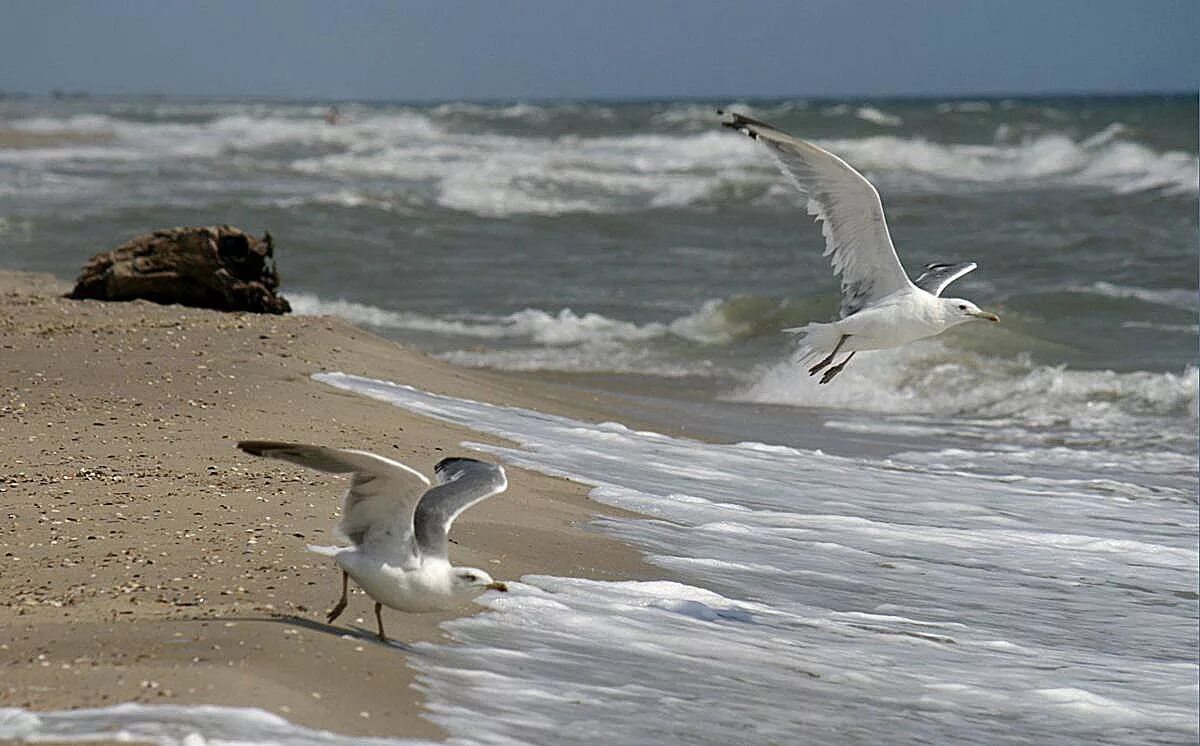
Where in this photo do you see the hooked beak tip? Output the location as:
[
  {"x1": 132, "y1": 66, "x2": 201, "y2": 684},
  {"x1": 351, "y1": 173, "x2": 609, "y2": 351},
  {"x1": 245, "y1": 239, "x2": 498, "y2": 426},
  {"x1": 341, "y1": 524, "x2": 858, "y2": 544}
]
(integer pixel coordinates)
[{"x1": 971, "y1": 311, "x2": 1000, "y2": 323}]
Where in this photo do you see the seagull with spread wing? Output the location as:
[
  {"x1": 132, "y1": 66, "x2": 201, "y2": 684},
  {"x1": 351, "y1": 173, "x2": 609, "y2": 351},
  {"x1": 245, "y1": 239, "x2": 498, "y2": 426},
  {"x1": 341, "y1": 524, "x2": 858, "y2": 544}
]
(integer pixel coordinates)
[
  {"x1": 238, "y1": 441, "x2": 509, "y2": 642},
  {"x1": 719, "y1": 110, "x2": 999, "y2": 383}
]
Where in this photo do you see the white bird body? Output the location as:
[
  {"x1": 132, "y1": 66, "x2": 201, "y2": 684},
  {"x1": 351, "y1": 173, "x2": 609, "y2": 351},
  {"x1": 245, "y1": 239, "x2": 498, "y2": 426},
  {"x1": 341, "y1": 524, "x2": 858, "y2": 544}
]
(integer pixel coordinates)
[
  {"x1": 720, "y1": 110, "x2": 999, "y2": 383},
  {"x1": 791, "y1": 288, "x2": 983, "y2": 354},
  {"x1": 239, "y1": 441, "x2": 509, "y2": 640},
  {"x1": 307, "y1": 545, "x2": 465, "y2": 613}
]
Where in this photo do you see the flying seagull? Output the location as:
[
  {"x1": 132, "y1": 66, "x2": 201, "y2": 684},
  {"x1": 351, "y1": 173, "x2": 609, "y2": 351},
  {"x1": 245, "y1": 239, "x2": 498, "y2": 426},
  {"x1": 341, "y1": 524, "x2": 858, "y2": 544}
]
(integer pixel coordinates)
[
  {"x1": 719, "y1": 110, "x2": 999, "y2": 383},
  {"x1": 238, "y1": 441, "x2": 509, "y2": 642}
]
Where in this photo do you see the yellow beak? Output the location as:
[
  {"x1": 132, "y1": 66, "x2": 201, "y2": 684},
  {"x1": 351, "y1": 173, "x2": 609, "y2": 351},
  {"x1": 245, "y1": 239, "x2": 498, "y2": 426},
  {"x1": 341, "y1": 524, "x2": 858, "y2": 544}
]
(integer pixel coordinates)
[{"x1": 970, "y1": 311, "x2": 1000, "y2": 323}]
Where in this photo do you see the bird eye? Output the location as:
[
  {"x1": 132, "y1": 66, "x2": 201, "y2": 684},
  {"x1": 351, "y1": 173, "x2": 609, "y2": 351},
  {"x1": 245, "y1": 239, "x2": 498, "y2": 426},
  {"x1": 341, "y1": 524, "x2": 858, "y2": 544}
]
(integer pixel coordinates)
[
  {"x1": 958, "y1": 305, "x2": 967, "y2": 310},
  {"x1": 462, "y1": 574, "x2": 476, "y2": 582}
]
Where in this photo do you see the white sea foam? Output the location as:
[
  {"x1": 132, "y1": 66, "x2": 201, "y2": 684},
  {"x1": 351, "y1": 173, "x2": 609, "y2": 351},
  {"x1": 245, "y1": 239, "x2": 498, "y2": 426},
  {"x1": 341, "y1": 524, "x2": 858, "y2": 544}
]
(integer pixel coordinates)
[
  {"x1": 288, "y1": 291, "x2": 748, "y2": 376},
  {"x1": 290, "y1": 292, "x2": 752, "y2": 377},
  {"x1": 4, "y1": 109, "x2": 1193, "y2": 220},
  {"x1": 735, "y1": 340, "x2": 1198, "y2": 438},
  {"x1": 0, "y1": 703, "x2": 432, "y2": 745},
  {"x1": 290, "y1": 293, "x2": 749, "y2": 348},
  {"x1": 823, "y1": 132, "x2": 1199, "y2": 196},
  {"x1": 855, "y1": 106, "x2": 903, "y2": 127},
  {"x1": 309, "y1": 373, "x2": 1199, "y2": 745}
]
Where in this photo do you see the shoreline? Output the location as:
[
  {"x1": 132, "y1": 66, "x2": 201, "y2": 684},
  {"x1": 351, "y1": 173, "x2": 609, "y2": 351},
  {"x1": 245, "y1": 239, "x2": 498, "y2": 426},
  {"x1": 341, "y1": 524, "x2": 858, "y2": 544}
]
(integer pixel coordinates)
[{"x1": 0, "y1": 270, "x2": 664, "y2": 741}]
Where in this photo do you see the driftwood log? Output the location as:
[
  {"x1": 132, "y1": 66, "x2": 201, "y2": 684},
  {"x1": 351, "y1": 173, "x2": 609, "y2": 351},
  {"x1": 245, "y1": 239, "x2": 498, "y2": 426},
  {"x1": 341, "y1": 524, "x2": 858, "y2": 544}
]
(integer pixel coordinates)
[{"x1": 69, "y1": 225, "x2": 291, "y2": 314}]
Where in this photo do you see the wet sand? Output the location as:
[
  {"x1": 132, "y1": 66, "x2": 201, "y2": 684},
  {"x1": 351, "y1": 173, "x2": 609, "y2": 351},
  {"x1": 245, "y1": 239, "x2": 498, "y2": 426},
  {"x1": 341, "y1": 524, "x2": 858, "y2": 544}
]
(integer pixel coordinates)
[{"x1": 0, "y1": 271, "x2": 662, "y2": 741}]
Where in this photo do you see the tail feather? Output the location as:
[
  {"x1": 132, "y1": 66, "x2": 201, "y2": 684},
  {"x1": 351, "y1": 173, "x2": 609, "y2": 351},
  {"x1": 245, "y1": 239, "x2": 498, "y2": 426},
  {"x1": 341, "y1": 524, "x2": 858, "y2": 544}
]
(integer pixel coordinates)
[
  {"x1": 306, "y1": 544, "x2": 348, "y2": 557},
  {"x1": 783, "y1": 322, "x2": 841, "y2": 365}
]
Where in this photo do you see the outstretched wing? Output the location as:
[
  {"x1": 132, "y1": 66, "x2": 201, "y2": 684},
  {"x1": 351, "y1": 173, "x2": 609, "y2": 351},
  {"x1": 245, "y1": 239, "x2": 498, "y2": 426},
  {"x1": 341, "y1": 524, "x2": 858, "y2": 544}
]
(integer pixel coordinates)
[
  {"x1": 720, "y1": 110, "x2": 915, "y2": 317},
  {"x1": 237, "y1": 441, "x2": 430, "y2": 561},
  {"x1": 913, "y1": 261, "x2": 977, "y2": 297},
  {"x1": 414, "y1": 457, "x2": 508, "y2": 559}
]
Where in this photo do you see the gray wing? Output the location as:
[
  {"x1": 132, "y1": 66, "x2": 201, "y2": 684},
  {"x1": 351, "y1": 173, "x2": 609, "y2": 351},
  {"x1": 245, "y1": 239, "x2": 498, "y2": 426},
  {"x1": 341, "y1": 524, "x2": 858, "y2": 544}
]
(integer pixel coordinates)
[
  {"x1": 720, "y1": 110, "x2": 915, "y2": 317},
  {"x1": 237, "y1": 441, "x2": 430, "y2": 560},
  {"x1": 913, "y1": 261, "x2": 977, "y2": 297},
  {"x1": 414, "y1": 457, "x2": 508, "y2": 559}
]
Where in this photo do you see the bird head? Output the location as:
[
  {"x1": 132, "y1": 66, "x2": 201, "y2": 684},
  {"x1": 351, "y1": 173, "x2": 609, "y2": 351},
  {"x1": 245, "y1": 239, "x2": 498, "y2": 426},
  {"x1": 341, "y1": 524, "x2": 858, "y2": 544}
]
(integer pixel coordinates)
[
  {"x1": 943, "y1": 298, "x2": 1000, "y2": 325},
  {"x1": 451, "y1": 567, "x2": 508, "y2": 596}
]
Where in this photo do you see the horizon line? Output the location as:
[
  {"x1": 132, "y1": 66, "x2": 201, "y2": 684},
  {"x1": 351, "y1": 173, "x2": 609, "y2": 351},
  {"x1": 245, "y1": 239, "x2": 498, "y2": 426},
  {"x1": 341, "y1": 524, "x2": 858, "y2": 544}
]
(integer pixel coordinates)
[{"x1": 4, "y1": 87, "x2": 1196, "y2": 107}]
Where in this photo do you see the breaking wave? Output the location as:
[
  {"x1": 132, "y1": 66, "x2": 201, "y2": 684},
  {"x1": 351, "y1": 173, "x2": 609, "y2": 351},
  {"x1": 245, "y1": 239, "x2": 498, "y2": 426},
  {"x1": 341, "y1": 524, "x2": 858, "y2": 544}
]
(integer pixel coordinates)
[
  {"x1": 3, "y1": 106, "x2": 1194, "y2": 217},
  {"x1": 289, "y1": 292, "x2": 791, "y2": 348},
  {"x1": 734, "y1": 341, "x2": 1198, "y2": 449},
  {"x1": 289, "y1": 293, "x2": 817, "y2": 378}
]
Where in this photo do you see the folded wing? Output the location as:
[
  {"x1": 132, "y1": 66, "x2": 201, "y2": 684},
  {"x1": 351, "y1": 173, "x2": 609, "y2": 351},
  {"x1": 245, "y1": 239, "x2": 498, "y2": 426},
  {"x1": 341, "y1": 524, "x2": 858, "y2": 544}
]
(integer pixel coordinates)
[
  {"x1": 414, "y1": 457, "x2": 508, "y2": 559},
  {"x1": 720, "y1": 110, "x2": 915, "y2": 317}
]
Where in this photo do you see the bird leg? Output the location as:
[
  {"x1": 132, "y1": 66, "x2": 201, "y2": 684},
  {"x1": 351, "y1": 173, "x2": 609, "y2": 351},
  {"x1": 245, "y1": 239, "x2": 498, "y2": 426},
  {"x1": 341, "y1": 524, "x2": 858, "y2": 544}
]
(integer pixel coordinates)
[
  {"x1": 808, "y1": 334, "x2": 850, "y2": 375},
  {"x1": 326, "y1": 570, "x2": 349, "y2": 624},
  {"x1": 374, "y1": 602, "x2": 388, "y2": 642},
  {"x1": 819, "y1": 352, "x2": 856, "y2": 384}
]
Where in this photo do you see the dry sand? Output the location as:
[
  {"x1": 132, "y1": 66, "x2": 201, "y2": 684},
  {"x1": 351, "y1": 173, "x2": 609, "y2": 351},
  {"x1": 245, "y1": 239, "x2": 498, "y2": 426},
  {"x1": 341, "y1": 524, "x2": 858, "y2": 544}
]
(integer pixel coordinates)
[{"x1": 0, "y1": 271, "x2": 663, "y2": 741}]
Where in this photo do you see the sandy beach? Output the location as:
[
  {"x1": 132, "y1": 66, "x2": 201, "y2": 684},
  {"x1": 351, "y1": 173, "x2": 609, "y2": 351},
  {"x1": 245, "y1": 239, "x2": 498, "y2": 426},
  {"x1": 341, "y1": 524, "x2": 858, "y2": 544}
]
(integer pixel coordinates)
[{"x1": 0, "y1": 270, "x2": 661, "y2": 741}]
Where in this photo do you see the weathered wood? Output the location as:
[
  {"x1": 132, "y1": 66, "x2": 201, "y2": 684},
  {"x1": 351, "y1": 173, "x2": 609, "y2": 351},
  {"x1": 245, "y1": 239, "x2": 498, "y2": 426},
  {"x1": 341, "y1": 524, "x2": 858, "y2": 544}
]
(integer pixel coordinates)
[{"x1": 69, "y1": 225, "x2": 291, "y2": 314}]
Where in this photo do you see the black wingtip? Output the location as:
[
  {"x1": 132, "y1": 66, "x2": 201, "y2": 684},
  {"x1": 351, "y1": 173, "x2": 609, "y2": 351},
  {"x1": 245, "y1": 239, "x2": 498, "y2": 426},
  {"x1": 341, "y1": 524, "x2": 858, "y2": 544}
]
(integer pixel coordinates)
[
  {"x1": 718, "y1": 109, "x2": 765, "y2": 139},
  {"x1": 237, "y1": 440, "x2": 268, "y2": 456},
  {"x1": 237, "y1": 440, "x2": 294, "y2": 457},
  {"x1": 434, "y1": 456, "x2": 482, "y2": 475}
]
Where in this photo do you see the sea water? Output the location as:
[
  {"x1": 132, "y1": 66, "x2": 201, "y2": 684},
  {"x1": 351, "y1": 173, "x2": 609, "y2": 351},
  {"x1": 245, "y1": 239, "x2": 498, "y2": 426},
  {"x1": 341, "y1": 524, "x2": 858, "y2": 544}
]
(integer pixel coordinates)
[
  {"x1": 1, "y1": 95, "x2": 1195, "y2": 743},
  {"x1": 1, "y1": 95, "x2": 1196, "y2": 380},
  {"x1": 308, "y1": 372, "x2": 1197, "y2": 745}
]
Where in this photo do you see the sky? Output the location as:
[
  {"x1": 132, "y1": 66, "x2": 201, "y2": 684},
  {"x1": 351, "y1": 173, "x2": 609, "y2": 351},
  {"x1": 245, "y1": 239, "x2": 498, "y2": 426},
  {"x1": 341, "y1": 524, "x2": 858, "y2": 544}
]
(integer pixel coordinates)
[{"x1": 1, "y1": 0, "x2": 1197, "y2": 100}]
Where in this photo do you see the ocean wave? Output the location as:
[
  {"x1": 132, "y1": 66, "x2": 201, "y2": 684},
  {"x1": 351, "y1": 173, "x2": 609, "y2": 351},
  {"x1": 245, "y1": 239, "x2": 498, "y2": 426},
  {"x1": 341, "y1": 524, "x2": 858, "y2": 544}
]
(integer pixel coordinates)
[
  {"x1": 288, "y1": 293, "x2": 798, "y2": 377},
  {"x1": 5, "y1": 108, "x2": 1193, "y2": 218},
  {"x1": 734, "y1": 342, "x2": 1198, "y2": 446},
  {"x1": 1070, "y1": 281, "x2": 1198, "y2": 311},
  {"x1": 290, "y1": 291, "x2": 1199, "y2": 436},
  {"x1": 2, "y1": 109, "x2": 442, "y2": 162},
  {"x1": 823, "y1": 132, "x2": 1198, "y2": 196},
  {"x1": 886, "y1": 445, "x2": 1197, "y2": 500},
  {"x1": 854, "y1": 106, "x2": 903, "y2": 127},
  {"x1": 292, "y1": 130, "x2": 750, "y2": 217},
  {"x1": 1120, "y1": 321, "x2": 1200, "y2": 334},
  {"x1": 289, "y1": 293, "x2": 777, "y2": 347},
  {"x1": 303, "y1": 127, "x2": 1197, "y2": 216}
]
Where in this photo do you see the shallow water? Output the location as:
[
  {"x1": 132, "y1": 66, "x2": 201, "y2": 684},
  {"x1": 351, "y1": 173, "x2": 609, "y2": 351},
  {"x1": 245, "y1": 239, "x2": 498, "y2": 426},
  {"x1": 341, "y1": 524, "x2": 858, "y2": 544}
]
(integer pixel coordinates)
[{"x1": 324, "y1": 373, "x2": 1199, "y2": 746}]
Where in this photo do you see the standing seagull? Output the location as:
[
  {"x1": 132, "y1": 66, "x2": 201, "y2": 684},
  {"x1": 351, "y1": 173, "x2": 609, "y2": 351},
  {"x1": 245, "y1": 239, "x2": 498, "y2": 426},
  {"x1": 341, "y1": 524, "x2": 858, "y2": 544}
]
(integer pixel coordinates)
[
  {"x1": 238, "y1": 441, "x2": 509, "y2": 642},
  {"x1": 719, "y1": 110, "x2": 999, "y2": 383}
]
